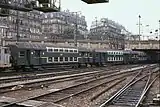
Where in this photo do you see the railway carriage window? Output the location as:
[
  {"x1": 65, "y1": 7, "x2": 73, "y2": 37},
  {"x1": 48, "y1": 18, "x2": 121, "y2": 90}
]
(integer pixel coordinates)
[
  {"x1": 60, "y1": 57, "x2": 63, "y2": 62},
  {"x1": 59, "y1": 49, "x2": 63, "y2": 52},
  {"x1": 96, "y1": 53, "x2": 99, "y2": 57},
  {"x1": 70, "y1": 57, "x2": 73, "y2": 61},
  {"x1": 4, "y1": 49, "x2": 9, "y2": 54},
  {"x1": 48, "y1": 57, "x2": 53, "y2": 62},
  {"x1": 65, "y1": 57, "x2": 68, "y2": 61},
  {"x1": 80, "y1": 52, "x2": 84, "y2": 57},
  {"x1": 74, "y1": 50, "x2": 78, "y2": 53},
  {"x1": 35, "y1": 50, "x2": 40, "y2": 57},
  {"x1": 54, "y1": 57, "x2": 58, "y2": 62},
  {"x1": 47, "y1": 48, "x2": 53, "y2": 52},
  {"x1": 64, "y1": 49, "x2": 68, "y2": 52},
  {"x1": 85, "y1": 53, "x2": 88, "y2": 56},
  {"x1": 19, "y1": 51, "x2": 25, "y2": 57},
  {"x1": 89, "y1": 53, "x2": 92, "y2": 57},
  {"x1": 121, "y1": 57, "x2": 123, "y2": 60},
  {"x1": 74, "y1": 57, "x2": 77, "y2": 61},
  {"x1": 54, "y1": 49, "x2": 58, "y2": 52},
  {"x1": 69, "y1": 50, "x2": 73, "y2": 53}
]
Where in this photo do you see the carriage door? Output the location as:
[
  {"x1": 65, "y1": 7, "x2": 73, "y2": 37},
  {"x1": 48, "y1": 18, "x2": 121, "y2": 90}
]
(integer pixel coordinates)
[
  {"x1": 35, "y1": 50, "x2": 41, "y2": 65},
  {"x1": 26, "y1": 50, "x2": 31, "y2": 65}
]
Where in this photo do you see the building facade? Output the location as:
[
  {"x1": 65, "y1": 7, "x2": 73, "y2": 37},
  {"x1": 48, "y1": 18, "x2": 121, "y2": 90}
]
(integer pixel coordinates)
[
  {"x1": 0, "y1": 9, "x2": 42, "y2": 42},
  {"x1": 89, "y1": 18, "x2": 126, "y2": 49},
  {"x1": 41, "y1": 10, "x2": 88, "y2": 40}
]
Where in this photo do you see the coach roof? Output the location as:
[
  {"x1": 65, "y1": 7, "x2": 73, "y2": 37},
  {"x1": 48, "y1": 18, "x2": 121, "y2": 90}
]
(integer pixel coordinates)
[{"x1": 7, "y1": 42, "x2": 78, "y2": 50}]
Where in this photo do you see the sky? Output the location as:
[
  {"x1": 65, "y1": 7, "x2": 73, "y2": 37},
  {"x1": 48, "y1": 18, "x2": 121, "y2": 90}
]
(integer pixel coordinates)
[{"x1": 61, "y1": 0, "x2": 160, "y2": 35}]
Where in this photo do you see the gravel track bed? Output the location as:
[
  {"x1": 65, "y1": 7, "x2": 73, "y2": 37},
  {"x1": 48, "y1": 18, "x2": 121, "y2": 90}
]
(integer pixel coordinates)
[
  {"x1": 32, "y1": 72, "x2": 135, "y2": 106},
  {"x1": 0, "y1": 64, "x2": 152, "y2": 107},
  {"x1": 90, "y1": 75, "x2": 134, "y2": 107},
  {"x1": 0, "y1": 68, "x2": 120, "y2": 98},
  {"x1": 142, "y1": 72, "x2": 160, "y2": 106}
]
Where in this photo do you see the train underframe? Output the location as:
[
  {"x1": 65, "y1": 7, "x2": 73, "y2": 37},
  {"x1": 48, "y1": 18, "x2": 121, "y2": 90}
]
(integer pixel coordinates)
[{"x1": 4, "y1": 60, "x2": 156, "y2": 72}]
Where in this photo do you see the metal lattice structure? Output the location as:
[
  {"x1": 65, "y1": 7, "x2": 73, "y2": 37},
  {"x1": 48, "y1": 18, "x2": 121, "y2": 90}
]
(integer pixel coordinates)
[
  {"x1": 81, "y1": 0, "x2": 109, "y2": 4},
  {"x1": 32, "y1": 0, "x2": 60, "y2": 12},
  {"x1": 0, "y1": 0, "x2": 60, "y2": 13}
]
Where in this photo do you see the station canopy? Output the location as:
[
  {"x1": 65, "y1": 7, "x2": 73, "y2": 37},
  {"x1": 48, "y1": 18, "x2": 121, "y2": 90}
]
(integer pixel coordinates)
[{"x1": 81, "y1": 0, "x2": 109, "y2": 4}]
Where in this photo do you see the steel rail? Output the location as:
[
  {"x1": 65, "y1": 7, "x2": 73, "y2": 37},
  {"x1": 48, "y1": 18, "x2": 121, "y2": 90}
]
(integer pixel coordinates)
[
  {"x1": 99, "y1": 67, "x2": 159, "y2": 107},
  {"x1": 0, "y1": 69, "x2": 137, "y2": 107},
  {"x1": 99, "y1": 70, "x2": 142, "y2": 107},
  {"x1": 135, "y1": 73, "x2": 160, "y2": 107}
]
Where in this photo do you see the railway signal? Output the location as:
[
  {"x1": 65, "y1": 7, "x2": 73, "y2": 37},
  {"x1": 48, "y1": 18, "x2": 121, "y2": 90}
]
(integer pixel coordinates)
[{"x1": 81, "y1": 0, "x2": 109, "y2": 4}]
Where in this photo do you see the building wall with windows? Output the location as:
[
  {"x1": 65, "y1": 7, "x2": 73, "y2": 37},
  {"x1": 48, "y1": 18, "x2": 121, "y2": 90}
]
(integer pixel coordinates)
[
  {"x1": 41, "y1": 10, "x2": 88, "y2": 40},
  {"x1": 89, "y1": 18, "x2": 126, "y2": 49},
  {"x1": 0, "y1": 9, "x2": 42, "y2": 40}
]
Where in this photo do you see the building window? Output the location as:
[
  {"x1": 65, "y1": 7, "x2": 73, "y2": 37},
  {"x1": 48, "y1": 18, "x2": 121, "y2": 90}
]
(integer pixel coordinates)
[{"x1": 19, "y1": 51, "x2": 25, "y2": 57}]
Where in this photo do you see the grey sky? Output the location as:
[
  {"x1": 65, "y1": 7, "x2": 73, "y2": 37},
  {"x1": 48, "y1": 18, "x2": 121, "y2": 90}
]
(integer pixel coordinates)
[{"x1": 61, "y1": 0, "x2": 160, "y2": 35}]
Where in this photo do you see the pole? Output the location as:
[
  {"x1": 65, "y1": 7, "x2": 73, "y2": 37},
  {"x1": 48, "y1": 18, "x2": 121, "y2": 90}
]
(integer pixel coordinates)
[
  {"x1": 16, "y1": 10, "x2": 19, "y2": 42},
  {"x1": 74, "y1": 12, "x2": 78, "y2": 47},
  {"x1": 159, "y1": 20, "x2": 160, "y2": 40},
  {"x1": 158, "y1": 20, "x2": 160, "y2": 94},
  {"x1": 138, "y1": 15, "x2": 141, "y2": 41},
  {"x1": 95, "y1": 17, "x2": 97, "y2": 35}
]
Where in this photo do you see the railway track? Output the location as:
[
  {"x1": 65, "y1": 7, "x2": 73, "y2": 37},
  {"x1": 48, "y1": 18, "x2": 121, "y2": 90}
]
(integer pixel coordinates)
[
  {"x1": 99, "y1": 67, "x2": 160, "y2": 107},
  {"x1": 0, "y1": 65, "x2": 155, "y2": 107},
  {"x1": 0, "y1": 65, "x2": 131, "y2": 84},
  {"x1": 0, "y1": 65, "x2": 146, "y2": 94},
  {"x1": 0, "y1": 64, "x2": 151, "y2": 86},
  {"x1": 0, "y1": 64, "x2": 157, "y2": 107},
  {"x1": 0, "y1": 64, "x2": 139, "y2": 84},
  {"x1": 0, "y1": 68, "x2": 139, "y2": 107}
]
